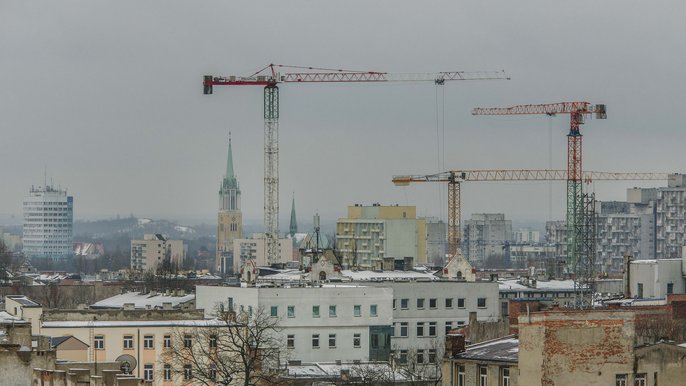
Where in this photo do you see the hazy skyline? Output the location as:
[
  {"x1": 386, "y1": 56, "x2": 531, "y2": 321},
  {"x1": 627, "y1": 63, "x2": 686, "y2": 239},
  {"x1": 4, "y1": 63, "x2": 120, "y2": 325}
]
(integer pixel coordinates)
[{"x1": 2, "y1": 1, "x2": 683, "y2": 227}]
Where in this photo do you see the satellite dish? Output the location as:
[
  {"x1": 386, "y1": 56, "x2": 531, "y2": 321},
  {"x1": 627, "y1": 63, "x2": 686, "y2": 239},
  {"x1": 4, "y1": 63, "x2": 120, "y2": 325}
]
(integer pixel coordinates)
[{"x1": 116, "y1": 354, "x2": 137, "y2": 374}]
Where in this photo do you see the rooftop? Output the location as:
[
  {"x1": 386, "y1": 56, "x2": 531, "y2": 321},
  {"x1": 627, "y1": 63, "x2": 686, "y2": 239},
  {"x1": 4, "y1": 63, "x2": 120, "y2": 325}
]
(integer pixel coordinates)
[
  {"x1": 455, "y1": 336, "x2": 519, "y2": 363},
  {"x1": 42, "y1": 319, "x2": 226, "y2": 328},
  {"x1": 0, "y1": 311, "x2": 28, "y2": 325},
  {"x1": 498, "y1": 279, "x2": 576, "y2": 291},
  {"x1": 285, "y1": 361, "x2": 416, "y2": 381},
  {"x1": 6, "y1": 295, "x2": 41, "y2": 307},
  {"x1": 90, "y1": 291, "x2": 194, "y2": 310}
]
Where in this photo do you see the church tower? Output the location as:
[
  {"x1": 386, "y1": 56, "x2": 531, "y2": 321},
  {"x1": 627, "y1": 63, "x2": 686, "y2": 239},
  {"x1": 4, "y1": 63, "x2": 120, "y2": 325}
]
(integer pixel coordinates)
[{"x1": 216, "y1": 134, "x2": 243, "y2": 275}]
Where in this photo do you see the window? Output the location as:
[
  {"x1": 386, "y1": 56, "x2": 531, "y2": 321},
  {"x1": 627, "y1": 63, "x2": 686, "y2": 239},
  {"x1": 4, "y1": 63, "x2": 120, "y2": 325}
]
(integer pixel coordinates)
[
  {"x1": 416, "y1": 349, "x2": 424, "y2": 363},
  {"x1": 183, "y1": 364, "x2": 193, "y2": 380},
  {"x1": 209, "y1": 335, "x2": 217, "y2": 348},
  {"x1": 400, "y1": 322, "x2": 408, "y2": 337},
  {"x1": 501, "y1": 367, "x2": 510, "y2": 386},
  {"x1": 428, "y1": 349, "x2": 436, "y2": 363},
  {"x1": 312, "y1": 305, "x2": 320, "y2": 318},
  {"x1": 371, "y1": 333, "x2": 379, "y2": 349},
  {"x1": 637, "y1": 283, "x2": 644, "y2": 298},
  {"x1": 209, "y1": 364, "x2": 217, "y2": 380},
  {"x1": 328, "y1": 334, "x2": 336, "y2": 348},
  {"x1": 399, "y1": 349, "x2": 408, "y2": 364},
  {"x1": 668, "y1": 282, "x2": 674, "y2": 294},
  {"x1": 445, "y1": 298, "x2": 453, "y2": 308},
  {"x1": 144, "y1": 364, "x2": 154, "y2": 381},
  {"x1": 329, "y1": 305, "x2": 337, "y2": 317},
  {"x1": 312, "y1": 334, "x2": 320, "y2": 348},
  {"x1": 393, "y1": 299, "x2": 396, "y2": 309},
  {"x1": 163, "y1": 335, "x2": 171, "y2": 348},
  {"x1": 445, "y1": 321, "x2": 453, "y2": 334},
  {"x1": 634, "y1": 373, "x2": 646, "y2": 386},
  {"x1": 401, "y1": 298, "x2": 409, "y2": 309},
  {"x1": 287, "y1": 305, "x2": 295, "y2": 318},
  {"x1": 123, "y1": 335, "x2": 134, "y2": 350},
  {"x1": 163, "y1": 364, "x2": 171, "y2": 381},
  {"x1": 457, "y1": 298, "x2": 465, "y2": 308},
  {"x1": 270, "y1": 306, "x2": 278, "y2": 317},
  {"x1": 287, "y1": 334, "x2": 295, "y2": 349},
  {"x1": 143, "y1": 335, "x2": 154, "y2": 349},
  {"x1": 479, "y1": 366, "x2": 488, "y2": 386},
  {"x1": 457, "y1": 364, "x2": 465, "y2": 386},
  {"x1": 370, "y1": 304, "x2": 378, "y2": 317},
  {"x1": 417, "y1": 298, "x2": 425, "y2": 309},
  {"x1": 429, "y1": 298, "x2": 437, "y2": 309},
  {"x1": 94, "y1": 335, "x2": 104, "y2": 350},
  {"x1": 354, "y1": 305, "x2": 361, "y2": 317},
  {"x1": 353, "y1": 333, "x2": 361, "y2": 348},
  {"x1": 477, "y1": 298, "x2": 487, "y2": 308},
  {"x1": 228, "y1": 297, "x2": 234, "y2": 311},
  {"x1": 429, "y1": 322, "x2": 437, "y2": 337},
  {"x1": 184, "y1": 334, "x2": 192, "y2": 348},
  {"x1": 416, "y1": 322, "x2": 424, "y2": 337}
]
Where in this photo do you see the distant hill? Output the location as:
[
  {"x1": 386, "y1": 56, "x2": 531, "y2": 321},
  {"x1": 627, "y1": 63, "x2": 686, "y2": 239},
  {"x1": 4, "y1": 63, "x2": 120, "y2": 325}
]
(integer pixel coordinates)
[{"x1": 74, "y1": 216, "x2": 213, "y2": 240}]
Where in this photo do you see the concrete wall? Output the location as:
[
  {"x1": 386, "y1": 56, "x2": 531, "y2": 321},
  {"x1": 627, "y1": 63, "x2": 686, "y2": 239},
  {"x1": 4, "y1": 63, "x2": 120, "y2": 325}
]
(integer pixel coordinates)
[
  {"x1": 635, "y1": 343, "x2": 686, "y2": 386},
  {"x1": 630, "y1": 259, "x2": 685, "y2": 298},
  {"x1": 443, "y1": 361, "x2": 518, "y2": 386}
]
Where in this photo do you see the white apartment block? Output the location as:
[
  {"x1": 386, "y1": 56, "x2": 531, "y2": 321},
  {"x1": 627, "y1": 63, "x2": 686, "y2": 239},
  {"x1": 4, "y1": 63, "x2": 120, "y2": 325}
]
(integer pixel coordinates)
[
  {"x1": 335, "y1": 205, "x2": 427, "y2": 269},
  {"x1": 22, "y1": 184, "x2": 73, "y2": 259},
  {"x1": 361, "y1": 281, "x2": 500, "y2": 366},
  {"x1": 130, "y1": 234, "x2": 185, "y2": 271},
  {"x1": 463, "y1": 213, "x2": 512, "y2": 267},
  {"x1": 513, "y1": 228, "x2": 540, "y2": 244},
  {"x1": 196, "y1": 285, "x2": 394, "y2": 363},
  {"x1": 233, "y1": 235, "x2": 293, "y2": 272}
]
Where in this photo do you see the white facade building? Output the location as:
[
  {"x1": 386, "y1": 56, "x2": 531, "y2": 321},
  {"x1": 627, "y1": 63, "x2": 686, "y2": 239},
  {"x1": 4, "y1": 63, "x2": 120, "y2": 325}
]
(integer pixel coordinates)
[
  {"x1": 22, "y1": 184, "x2": 73, "y2": 259},
  {"x1": 233, "y1": 236, "x2": 293, "y2": 272},
  {"x1": 196, "y1": 285, "x2": 394, "y2": 363},
  {"x1": 463, "y1": 213, "x2": 512, "y2": 267}
]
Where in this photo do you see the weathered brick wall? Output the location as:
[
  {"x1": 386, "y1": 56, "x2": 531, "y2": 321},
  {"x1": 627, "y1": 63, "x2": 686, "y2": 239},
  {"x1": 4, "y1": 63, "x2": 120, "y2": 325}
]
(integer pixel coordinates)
[{"x1": 519, "y1": 310, "x2": 636, "y2": 386}]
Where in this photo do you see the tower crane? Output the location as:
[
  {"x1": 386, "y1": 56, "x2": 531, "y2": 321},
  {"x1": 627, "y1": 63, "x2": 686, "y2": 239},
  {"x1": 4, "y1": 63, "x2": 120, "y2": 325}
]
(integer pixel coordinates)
[
  {"x1": 470, "y1": 103, "x2": 607, "y2": 300},
  {"x1": 203, "y1": 64, "x2": 509, "y2": 263},
  {"x1": 392, "y1": 169, "x2": 667, "y2": 259}
]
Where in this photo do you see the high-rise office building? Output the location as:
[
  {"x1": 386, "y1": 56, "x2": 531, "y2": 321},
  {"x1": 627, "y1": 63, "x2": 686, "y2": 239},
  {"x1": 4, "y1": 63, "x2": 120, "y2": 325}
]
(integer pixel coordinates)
[
  {"x1": 216, "y1": 135, "x2": 243, "y2": 275},
  {"x1": 22, "y1": 184, "x2": 73, "y2": 260}
]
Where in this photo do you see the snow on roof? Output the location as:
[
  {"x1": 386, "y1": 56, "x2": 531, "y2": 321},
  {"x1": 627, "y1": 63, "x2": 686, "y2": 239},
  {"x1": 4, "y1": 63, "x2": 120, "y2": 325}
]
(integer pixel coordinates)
[
  {"x1": 42, "y1": 319, "x2": 226, "y2": 329},
  {"x1": 286, "y1": 362, "x2": 414, "y2": 381},
  {"x1": 0, "y1": 311, "x2": 28, "y2": 324},
  {"x1": 457, "y1": 336, "x2": 519, "y2": 362},
  {"x1": 90, "y1": 291, "x2": 195, "y2": 309},
  {"x1": 498, "y1": 279, "x2": 576, "y2": 291},
  {"x1": 6, "y1": 295, "x2": 41, "y2": 307},
  {"x1": 341, "y1": 269, "x2": 439, "y2": 281}
]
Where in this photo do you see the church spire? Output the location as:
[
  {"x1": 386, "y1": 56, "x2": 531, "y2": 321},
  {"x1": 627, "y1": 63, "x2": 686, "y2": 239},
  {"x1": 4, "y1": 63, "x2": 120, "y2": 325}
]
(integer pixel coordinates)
[
  {"x1": 289, "y1": 193, "x2": 298, "y2": 237},
  {"x1": 225, "y1": 132, "x2": 235, "y2": 180}
]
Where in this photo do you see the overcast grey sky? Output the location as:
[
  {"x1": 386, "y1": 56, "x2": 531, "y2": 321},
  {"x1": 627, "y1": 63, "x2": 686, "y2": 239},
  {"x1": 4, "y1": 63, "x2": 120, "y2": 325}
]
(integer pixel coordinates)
[{"x1": 1, "y1": 1, "x2": 684, "y2": 227}]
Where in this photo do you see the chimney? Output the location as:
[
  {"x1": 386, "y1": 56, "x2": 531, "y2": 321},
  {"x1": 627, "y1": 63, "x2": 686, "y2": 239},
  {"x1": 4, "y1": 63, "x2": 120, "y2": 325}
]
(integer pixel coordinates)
[
  {"x1": 624, "y1": 255, "x2": 633, "y2": 298},
  {"x1": 445, "y1": 333, "x2": 466, "y2": 357},
  {"x1": 162, "y1": 302, "x2": 172, "y2": 310},
  {"x1": 123, "y1": 303, "x2": 135, "y2": 311}
]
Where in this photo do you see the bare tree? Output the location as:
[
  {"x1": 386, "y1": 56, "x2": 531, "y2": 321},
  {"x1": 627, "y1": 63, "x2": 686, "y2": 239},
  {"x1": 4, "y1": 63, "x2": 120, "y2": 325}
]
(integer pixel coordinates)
[
  {"x1": 163, "y1": 306, "x2": 285, "y2": 386},
  {"x1": 0, "y1": 241, "x2": 12, "y2": 284}
]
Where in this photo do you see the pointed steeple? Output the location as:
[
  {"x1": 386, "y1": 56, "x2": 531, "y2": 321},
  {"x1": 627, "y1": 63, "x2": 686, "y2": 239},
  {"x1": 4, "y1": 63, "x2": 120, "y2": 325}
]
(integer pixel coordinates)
[
  {"x1": 289, "y1": 193, "x2": 298, "y2": 237},
  {"x1": 225, "y1": 132, "x2": 235, "y2": 180}
]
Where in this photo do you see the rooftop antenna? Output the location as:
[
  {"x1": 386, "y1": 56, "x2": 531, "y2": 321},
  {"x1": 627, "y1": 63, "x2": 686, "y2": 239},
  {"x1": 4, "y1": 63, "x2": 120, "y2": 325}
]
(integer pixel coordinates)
[{"x1": 44, "y1": 166, "x2": 47, "y2": 189}]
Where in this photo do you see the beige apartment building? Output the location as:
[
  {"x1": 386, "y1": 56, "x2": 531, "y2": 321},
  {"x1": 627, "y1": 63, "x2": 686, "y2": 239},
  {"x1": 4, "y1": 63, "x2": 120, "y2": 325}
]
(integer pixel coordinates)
[
  {"x1": 336, "y1": 204, "x2": 427, "y2": 269},
  {"x1": 233, "y1": 235, "x2": 293, "y2": 272},
  {"x1": 130, "y1": 234, "x2": 185, "y2": 272}
]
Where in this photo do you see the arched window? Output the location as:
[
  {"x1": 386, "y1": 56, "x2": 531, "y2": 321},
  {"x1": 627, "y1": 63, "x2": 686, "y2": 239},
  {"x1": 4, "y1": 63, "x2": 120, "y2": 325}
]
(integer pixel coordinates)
[{"x1": 319, "y1": 271, "x2": 327, "y2": 281}]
